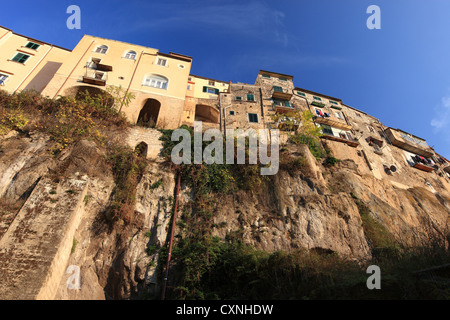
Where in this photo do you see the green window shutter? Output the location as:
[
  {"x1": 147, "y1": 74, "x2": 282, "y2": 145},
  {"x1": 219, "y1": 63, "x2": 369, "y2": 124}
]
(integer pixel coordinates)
[
  {"x1": 313, "y1": 96, "x2": 322, "y2": 101},
  {"x1": 311, "y1": 101, "x2": 325, "y2": 108},
  {"x1": 297, "y1": 92, "x2": 305, "y2": 97},
  {"x1": 247, "y1": 94, "x2": 255, "y2": 101},
  {"x1": 25, "y1": 42, "x2": 40, "y2": 50},
  {"x1": 203, "y1": 86, "x2": 207, "y2": 93},
  {"x1": 273, "y1": 86, "x2": 282, "y2": 92},
  {"x1": 12, "y1": 53, "x2": 30, "y2": 64},
  {"x1": 285, "y1": 101, "x2": 291, "y2": 107},
  {"x1": 215, "y1": 89, "x2": 220, "y2": 95},
  {"x1": 248, "y1": 113, "x2": 258, "y2": 123}
]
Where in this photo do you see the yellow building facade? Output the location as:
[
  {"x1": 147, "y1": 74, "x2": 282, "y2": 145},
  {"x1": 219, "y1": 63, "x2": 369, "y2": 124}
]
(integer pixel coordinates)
[
  {"x1": 41, "y1": 35, "x2": 193, "y2": 129},
  {"x1": 0, "y1": 26, "x2": 70, "y2": 94}
]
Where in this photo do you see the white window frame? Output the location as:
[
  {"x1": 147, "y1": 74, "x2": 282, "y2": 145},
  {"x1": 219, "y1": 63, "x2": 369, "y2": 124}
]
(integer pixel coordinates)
[
  {"x1": 156, "y1": 57, "x2": 168, "y2": 67},
  {"x1": 124, "y1": 50, "x2": 137, "y2": 60},
  {"x1": 0, "y1": 73, "x2": 10, "y2": 86},
  {"x1": 335, "y1": 112, "x2": 343, "y2": 119},
  {"x1": 95, "y1": 45, "x2": 109, "y2": 54},
  {"x1": 143, "y1": 74, "x2": 169, "y2": 90}
]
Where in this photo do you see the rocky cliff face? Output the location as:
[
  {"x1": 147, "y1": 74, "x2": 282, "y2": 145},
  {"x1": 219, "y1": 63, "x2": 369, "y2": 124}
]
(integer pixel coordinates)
[{"x1": 0, "y1": 130, "x2": 449, "y2": 300}]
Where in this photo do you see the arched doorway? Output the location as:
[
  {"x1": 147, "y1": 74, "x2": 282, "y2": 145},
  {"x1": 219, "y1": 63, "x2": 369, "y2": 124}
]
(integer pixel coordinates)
[
  {"x1": 137, "y1": 99, "x2": 161, "y2": 128},
  {"x1": 66, "y1": 86, "x2": 115, "y2": 108},
  {"x1": 135, "y1": 142, "x2": 148, "y2": 158},
  {"x1": 195, "y1": 104, "x2": 219, "y2": 124}
]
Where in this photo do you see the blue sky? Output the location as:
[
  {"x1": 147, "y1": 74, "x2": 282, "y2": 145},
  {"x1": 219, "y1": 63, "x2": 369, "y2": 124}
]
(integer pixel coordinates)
[{"x1": 1, "y1": 0, "x2": 450, "y2": 157}]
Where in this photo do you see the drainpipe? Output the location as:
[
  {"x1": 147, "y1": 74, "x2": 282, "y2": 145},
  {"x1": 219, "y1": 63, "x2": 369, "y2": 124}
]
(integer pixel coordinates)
[
  {"x1": 53, "y1": 40, "x2": 95, "y2": 99},
  {"x1": 13, "y1": 45, "x2": 53, "y2": 94},
  {"x1": 119, "y1": 50, "x2": 144, "y2": 113},
  {"x1": 161, "y1": 172, "x2": 181, "y2": 300},
  {"x1": 259, "y1": 87, "x2": 265, "y2": 129}
]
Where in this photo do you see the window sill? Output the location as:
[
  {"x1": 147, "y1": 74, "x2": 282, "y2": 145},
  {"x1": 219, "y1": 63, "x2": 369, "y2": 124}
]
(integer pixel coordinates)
[
  {"x1": 7, "y1": 60, "x2": 26, "y2": 65},
  {"x1": 21, "y1": 46, "x2": 39, "y2": 52}
]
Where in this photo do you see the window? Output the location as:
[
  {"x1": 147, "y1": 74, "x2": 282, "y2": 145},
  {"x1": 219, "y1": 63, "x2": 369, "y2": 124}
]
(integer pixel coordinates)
[
  {"x1": 330, "y1": 100, "x2": 338, "y2": 105},
  {"x1": 262, "y1": 74, "x2": 271, "y2": 78},
  {"x1": 89, "y1": 58, "x2": 101, "y2": 69},
  {"x1": 187, "y1": 85, "x2": 192, "y2": 90},
  {"x1": 25, "y1": 42, "x2": 40, "y2": 50},
  {"x1": 368, "y1": 126, "x2": 375, "y2": 133},
  {"x1": 297, "y1": 91, "x2": 306, "y2": 97},
  {"x1": 95, "y1": 72, "x2": 105, "y2": 80},
  {"x1": 157, "y1": 58, "x2": 167, "y2": 67},
  {"x1": 144, "y1": 75, "x2": 169, "y2": 89},
  {"x1": 279, "y1": 77, "x2": 288, "y2": 81},
  {"x1": 235, "y1": 96, "x2": 242, "y2": 101},
  {"x1": 124, "y1": 51, "x2": 137, "y2": 60},
  {"x1": 274, "y1": 100, "x2": 291, "y2": 107},
  {"x1": 273, "y1": 86, "x2": 283, "y2": 92},
  {"x1": 203, "y1": 86, "x2": 219, "y2": 95},
  {"x1": 12, "y1": 53, "x2": 30, "y2": 64},
  {"x1": 247, "y1": 94, "x2": 255, "y2": 102},
  {"x1": 229, "y1": 111, "x2": 235, "y2": 116},
  {"x1": 335, "y1": 112, "x2": 343, "y2": 119},
  {"x1": 188, "y1": 77, "x2": 192, "y2": 81},
  {"x1": 313, "y1": 96, "x2": 322, "y2": 101},
  {"x1": 0, "y1": 74, "x2": 9, "y2": 86},
  {"x1": 321, "y1": 125, "x2": 333, "y2": 135},
  {"x1": 208, "y1": 80, "x2": 215, "y2": 86},
  {"x1": 248, "y1": 113, "x2": 258, "y2": 123},
  {"x1": 95, "y1": 45, "x2": 108, "y2": 54}
]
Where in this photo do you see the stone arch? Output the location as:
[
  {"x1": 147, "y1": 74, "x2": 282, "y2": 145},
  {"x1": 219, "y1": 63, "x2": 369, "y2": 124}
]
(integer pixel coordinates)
[
  {"x1": 195, "y1": 104, "x2": 219, "y2": 124},
  {"x1": 135, "y1": 141, "x2": 148, "y2": 158},
  {"x1": 137, "y1": 98, "x2": 161, "y2": 128},
  {"x1": 65, "y1": 85, "x2": 114, "y2": 108}
]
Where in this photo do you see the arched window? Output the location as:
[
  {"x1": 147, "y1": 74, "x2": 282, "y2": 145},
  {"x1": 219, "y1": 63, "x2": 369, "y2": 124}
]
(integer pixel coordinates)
[
  {"x1": 124, "y1": 50, "x2": 137, "y2": 60},
  {"x1": 95, "y1": 45, "x2": 108, "y2": 54},
  {"x1": 143, "y1": 75, "x2": 169, "y2": 90}
]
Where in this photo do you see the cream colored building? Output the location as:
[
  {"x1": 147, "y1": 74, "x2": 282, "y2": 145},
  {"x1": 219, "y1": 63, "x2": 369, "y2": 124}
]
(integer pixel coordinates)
[
  {"x1": 41, "y1": 35, "x2": 193, "y2": 129},
  {"x1": 0, "y1": 26, "x2": 70, "y2": 94},
  {"x1": 182, "y1": 75, "x2": 229, "y2": 129}
]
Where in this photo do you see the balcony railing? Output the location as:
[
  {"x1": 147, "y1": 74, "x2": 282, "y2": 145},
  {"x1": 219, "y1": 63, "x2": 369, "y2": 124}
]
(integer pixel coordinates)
[
  {"x1": 82, "y1": 70, "x2": 108, "y2": 86},
  {"x1": 271, "y1": 86, "x2": 293, "y2": 101},
  {"x1": 443, "y1": 165, "x2": 450, "y2": 174},
  {"x1": 410, "y1": 155, "x2": 436, "y2": 172},
  {"x1": 273, "y1": 101, "x2": 294, "y2": 113},
  {"x1": 314, "y1": 116, "x2": 352, "y2": 131},
  {"x1": 413, "y1": 162, "x2": 435, "y2": 172},
  {"x1": 320, "y1": 133, "x2": 359, "y2": 147}
]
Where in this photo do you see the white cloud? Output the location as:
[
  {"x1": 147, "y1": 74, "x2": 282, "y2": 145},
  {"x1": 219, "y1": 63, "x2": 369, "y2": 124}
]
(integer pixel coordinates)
[
  {"x1": 431, "y1": 95, "x2": 450, "y2": 132},
  {"x1": 123, "y1": 1, "x2": 290, "y2": 46}
]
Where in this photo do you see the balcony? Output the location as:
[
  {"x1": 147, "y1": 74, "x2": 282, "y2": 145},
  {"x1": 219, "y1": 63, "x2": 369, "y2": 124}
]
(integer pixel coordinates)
[
  {"x1": 273, "y1": 100, "x2": 294, "y2": 113},
  {"x1": 320, "y1": 133, "x2": 359, "y2": 147},
  {"x1": 95, "y1": 63, "x2": 113, "y2": 72},
  {"x1": 413, "y1": 162, "x2": 435, "y2": 173},
  {"x1": 82, "y1": 70, "x2": 108, "y2": 86},
  {"x1": 271, "y1": 86, "x2": 293, "y2": 101},
  {"x1": 443, "y1": 165, "x2": 450, "y2": 174},
  {"x1": 385, "y1": 128, "x2": 434, "y2": 158},
  {"x1": 314, "y1": 116, "x2": 352, "y2": 131}
]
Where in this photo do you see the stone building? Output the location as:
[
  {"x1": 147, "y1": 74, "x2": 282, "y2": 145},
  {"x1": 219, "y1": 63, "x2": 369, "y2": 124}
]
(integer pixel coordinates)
[{"x1": 182, "y1": 74, "x2": 229, "y2": 130}]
